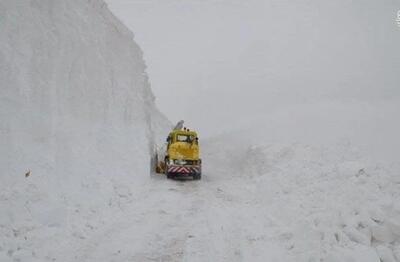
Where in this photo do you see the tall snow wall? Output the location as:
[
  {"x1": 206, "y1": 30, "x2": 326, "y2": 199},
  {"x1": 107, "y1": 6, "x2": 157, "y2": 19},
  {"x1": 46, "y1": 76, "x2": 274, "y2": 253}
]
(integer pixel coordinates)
[{"x1": 0, "y1": 1, "x2": 170, "y2": 198}]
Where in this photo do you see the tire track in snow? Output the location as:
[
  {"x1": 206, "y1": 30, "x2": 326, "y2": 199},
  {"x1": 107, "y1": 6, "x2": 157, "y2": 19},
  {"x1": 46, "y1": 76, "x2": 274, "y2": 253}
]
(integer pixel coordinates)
[
  {"x1": 72, "y1": 177, "x2": 207, "y2": 261},
  {"x1": 68, "y1": 169, "x2": 293, "y2": 262}
]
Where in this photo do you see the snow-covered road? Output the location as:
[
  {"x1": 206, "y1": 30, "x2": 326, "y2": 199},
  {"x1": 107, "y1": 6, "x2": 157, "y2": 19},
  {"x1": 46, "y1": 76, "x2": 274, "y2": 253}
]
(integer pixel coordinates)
[
  {"x1": 66, "y1": 173, "x2": 290, "y2": 262},
  {"x1": 32, "y1": 142, "x2": 398, "y2": 262},
  {"x1": 2, "y1": 141, "x2": 400, "y2": 262}
]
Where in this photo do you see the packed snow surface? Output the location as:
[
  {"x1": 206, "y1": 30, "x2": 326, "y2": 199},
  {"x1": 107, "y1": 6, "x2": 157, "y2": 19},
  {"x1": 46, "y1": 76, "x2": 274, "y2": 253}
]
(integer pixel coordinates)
[{"x1": 1, "y1": 1, "x2": 400, "y2": 262}]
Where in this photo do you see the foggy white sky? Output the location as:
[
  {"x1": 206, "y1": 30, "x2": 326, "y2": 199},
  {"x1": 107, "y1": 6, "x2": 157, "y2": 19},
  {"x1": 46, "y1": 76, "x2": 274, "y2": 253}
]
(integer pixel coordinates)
[{"x1": 106, "y1": 0, "x2": 400, "y2": 138}]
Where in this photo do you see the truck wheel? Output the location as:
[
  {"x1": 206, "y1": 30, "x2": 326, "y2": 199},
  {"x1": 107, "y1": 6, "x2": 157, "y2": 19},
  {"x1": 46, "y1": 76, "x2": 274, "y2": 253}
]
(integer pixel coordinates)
[
  {"x1": 193, "y1": 173, "x2": 201, "y2": 180},
  {"x1": 166, "y1": 172, "x2": 173, "y2": 179}
]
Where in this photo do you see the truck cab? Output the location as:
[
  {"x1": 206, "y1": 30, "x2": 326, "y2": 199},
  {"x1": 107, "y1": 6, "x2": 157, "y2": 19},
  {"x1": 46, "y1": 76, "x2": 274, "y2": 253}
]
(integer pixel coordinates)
[
  {"x1": 154, "y1": 121, "x2": 202, "y2": 180},
  {"x1": 164, "y1": 129, "x2": 201, "y2": 179}
]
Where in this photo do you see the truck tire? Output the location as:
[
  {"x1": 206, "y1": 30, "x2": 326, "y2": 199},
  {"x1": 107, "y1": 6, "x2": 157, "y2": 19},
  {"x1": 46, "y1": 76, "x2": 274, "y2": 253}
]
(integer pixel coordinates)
[
  {"x1": 166, "y1": 172, "x2": 173, "y2": 179},
  {"x1": 193, "y1": 173, "x2": 201, "y2": 180}
]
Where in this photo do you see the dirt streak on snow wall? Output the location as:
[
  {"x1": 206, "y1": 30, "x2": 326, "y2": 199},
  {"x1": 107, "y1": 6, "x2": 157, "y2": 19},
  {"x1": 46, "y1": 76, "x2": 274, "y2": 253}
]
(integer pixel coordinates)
[{"x1": 0, "y1": 0, "x2": 170, "y2": 187}]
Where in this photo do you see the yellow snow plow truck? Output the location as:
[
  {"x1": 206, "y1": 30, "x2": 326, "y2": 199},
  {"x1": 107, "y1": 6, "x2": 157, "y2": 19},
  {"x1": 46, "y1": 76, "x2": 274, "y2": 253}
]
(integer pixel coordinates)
[{"x1": 155, "y1": 121, "x2": 202, "y2": 180}]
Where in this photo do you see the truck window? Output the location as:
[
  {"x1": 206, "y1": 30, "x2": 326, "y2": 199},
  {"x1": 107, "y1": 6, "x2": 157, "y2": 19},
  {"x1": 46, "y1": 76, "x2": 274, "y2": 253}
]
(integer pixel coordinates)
[
  {"x1": 176, "y1": 134, "x2": 195, "y2": 142},
  {"x1": 176, "y1": 134, "x2": 189, "y2": 142}
]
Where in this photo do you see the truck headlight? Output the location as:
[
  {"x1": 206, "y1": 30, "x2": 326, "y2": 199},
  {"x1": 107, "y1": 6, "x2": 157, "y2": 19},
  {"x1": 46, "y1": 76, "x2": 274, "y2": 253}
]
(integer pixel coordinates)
[
  {"x1": 169, "y1": 159, "x2": 174, "y2": 165},
  {"x1": 174, "y1": 159, "x2": 185, "y2": 165}
]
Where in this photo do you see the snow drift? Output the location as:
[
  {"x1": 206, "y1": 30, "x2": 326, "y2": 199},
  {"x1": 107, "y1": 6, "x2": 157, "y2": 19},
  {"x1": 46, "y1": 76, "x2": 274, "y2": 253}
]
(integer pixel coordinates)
[
  {"x1": 0, "y1": 0, "x2": 169, "y2": 260},
  {"x1": 202, "y1": 101, "x2": 400, "y2": 261}
]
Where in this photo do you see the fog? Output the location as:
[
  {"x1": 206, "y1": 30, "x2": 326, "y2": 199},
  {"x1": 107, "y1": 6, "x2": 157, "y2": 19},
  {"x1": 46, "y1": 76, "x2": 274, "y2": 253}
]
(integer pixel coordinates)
[{"x1": 106, "y1": 0, "x2": 400, "y2": 138}]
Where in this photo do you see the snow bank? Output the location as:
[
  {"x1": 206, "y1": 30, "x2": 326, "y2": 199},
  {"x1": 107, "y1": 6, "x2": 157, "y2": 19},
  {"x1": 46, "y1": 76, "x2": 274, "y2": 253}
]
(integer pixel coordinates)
[
  {"x1": 0, "y1": 0, "x2": 169, "y2": 260},
  {"x1": 202, "y1": 102, "x2": 400, "y2": 261}
]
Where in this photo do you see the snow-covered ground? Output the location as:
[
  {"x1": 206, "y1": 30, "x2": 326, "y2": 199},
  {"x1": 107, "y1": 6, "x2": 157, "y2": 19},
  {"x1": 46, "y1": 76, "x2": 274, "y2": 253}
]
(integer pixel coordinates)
[
  {"x1": 3, "y1": 138, "x2": 399, "y2": 261},
  {"x1": 1, "y1": 1, "x2": 400, "y2": 262},
  {"x1": 203, "y1": 134, "x2": 400, "y2": 261}
]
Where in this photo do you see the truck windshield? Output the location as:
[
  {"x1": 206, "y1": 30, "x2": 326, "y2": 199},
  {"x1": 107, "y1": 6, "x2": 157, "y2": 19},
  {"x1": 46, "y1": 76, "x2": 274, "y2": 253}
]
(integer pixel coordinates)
[{"x1": 176, "y1": 134, "x2": 194, "y2": 142}]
